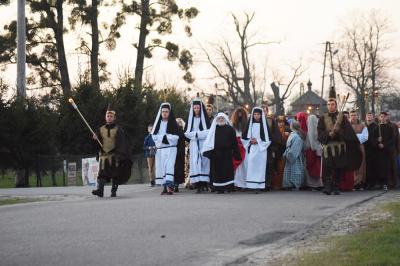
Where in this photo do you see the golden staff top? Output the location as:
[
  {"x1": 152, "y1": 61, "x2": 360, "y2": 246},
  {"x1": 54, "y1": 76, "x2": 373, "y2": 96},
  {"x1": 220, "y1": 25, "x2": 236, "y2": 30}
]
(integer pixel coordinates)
[{"x1": 68, "y1": 98, "x2": 103, "y2": 147}]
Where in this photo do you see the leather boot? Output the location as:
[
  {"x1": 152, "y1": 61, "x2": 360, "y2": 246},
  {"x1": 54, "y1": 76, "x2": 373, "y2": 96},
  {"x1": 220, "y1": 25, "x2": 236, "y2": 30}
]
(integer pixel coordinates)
[
  {"x1": 92, "y1": 178, "x2": 105, "y2": 197},
  {"x1": 111, "y1": 179, "x2": 118, "y2": 197}
]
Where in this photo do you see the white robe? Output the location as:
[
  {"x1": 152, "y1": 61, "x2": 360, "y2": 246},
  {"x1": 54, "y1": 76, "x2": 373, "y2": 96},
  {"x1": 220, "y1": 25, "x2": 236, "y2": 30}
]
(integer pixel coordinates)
[
  {"x1": 153, "y1": 121, "x2": 179, "y2": 185},
  {"x1": 356, "y1": 126, "x2": 369, "y2": 144},
  {"x1": 185, "y1": 117, "x2": 210, "y2": 183},
  {"x1": 243, "y1": 123, "x2": 270, "y2": 189},
  {"x1": 234, "y1": 129, "x2": 246, "y2": 188}
]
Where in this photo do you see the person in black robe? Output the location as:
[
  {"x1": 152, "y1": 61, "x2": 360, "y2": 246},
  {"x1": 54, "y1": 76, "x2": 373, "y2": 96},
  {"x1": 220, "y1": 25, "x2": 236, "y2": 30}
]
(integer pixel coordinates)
[
  {"x1": 317, "y1": 87, "x2": 361, "y2": 195},
  {"x1": 387, "y1": 112, "x2": 400, "y2": 188},
  {"x1": 174, "y1": 118, "x2": 186, "y2": 192},
  {"x1": 92, "y1": 105, "x2": 131, "y2": 197},
  {"x1": 203, "y1": 113, "x2": 241, "y2": 193},
  {"x1": 261, "y1": 101, "x2": 285, "y2": 191},
  {"x1": 372, "y1": 111, "x2": 396, "y2": 191},
  {"x1": 364, "y1": 112, "x2": 379, "y2": 189},
  {"x1": 206, "y1": 104, "x2": 215, "y2": 123}
]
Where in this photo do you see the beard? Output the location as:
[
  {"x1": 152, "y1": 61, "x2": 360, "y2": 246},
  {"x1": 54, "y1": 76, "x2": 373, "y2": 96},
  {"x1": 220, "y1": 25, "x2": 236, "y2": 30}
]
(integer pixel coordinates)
[{"x1": 217, "y1": 120, "x2": 226, "y2": 126}]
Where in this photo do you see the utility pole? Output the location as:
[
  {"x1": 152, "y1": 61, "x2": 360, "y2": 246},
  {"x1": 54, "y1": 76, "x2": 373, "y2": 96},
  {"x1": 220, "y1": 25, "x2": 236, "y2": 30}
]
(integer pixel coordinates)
[
  {"x1": 320, "y1": 41, "x2": 336, "y2": 114},
  {"x1": 16, "y1": 0, "x2": 26, "y2": 98}
]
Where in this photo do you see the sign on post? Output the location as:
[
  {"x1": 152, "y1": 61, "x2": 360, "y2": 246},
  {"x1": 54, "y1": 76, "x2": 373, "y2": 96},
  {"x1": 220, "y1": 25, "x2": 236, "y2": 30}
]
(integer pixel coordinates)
[
  {"x1": 67, "y1": 162, "x2": 77, "y2": 186},
  {"x1": 81, "y1": 158, "x2": 99, "y2": 186}
]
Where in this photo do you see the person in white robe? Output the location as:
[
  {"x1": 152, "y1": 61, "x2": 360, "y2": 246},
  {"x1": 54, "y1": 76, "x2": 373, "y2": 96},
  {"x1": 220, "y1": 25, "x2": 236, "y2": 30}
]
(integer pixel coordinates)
[
  {"x1": 152, "y1": 103, "x2": 182, "y2": 195},
  {"x1": 184, "y1": 100, "x2": 211, "y2": 193},
  {"x1": 242, "y1": 107, "x2": 271, "y2": 192}
]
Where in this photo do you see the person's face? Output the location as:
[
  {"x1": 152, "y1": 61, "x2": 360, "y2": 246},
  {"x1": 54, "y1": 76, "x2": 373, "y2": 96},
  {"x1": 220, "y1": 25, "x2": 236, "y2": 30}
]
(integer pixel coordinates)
[
  {"x1": 238, "y1": 111, "x2": 243, "y2": 118},
  {"x1": 278, "y1": 121, "x2": 285, "y2": 128},
  {"x1": 148, "y1": 126, "x2": 153, "y2": 133},
  {"x1": 161, "y1": 108, "x2": 170, "y2": 120},
  {"x1": 253, "y1": 112, "x2": 261, "y2": 122},
  {"x1": 366, "y1": 113, "x2": 373, "y2": 122},
  {"x1": 105, "y1": 113, "x2": 115, "y2": 124},
  {"x1": 379, "y1": 114, "x2": 387, "y2": 123},
  {"x1": 344, "y1": 113, "x2": 349, "y2": 119},
  {"x1": 193, "y1": 104, "x2": 201, "y2": 116},
  {"x1": 327, "y1": 100, "x2": 337, "y2": 113},
  {"x1": 216, "y1": 116, "x2": 225, "y2": 126},
  {"x1": 350, "y1": 112, "x2": 358, "y2": 123},
  {"x1": 206, "y1": 106, "x2": 213, "y2": 116}
]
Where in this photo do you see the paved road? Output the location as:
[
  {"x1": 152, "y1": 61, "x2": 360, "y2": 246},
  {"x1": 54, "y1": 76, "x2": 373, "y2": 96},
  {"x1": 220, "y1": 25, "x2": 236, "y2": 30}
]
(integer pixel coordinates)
[{"x1": 0, "y1": 185, "x2": 383, "y2": 266}]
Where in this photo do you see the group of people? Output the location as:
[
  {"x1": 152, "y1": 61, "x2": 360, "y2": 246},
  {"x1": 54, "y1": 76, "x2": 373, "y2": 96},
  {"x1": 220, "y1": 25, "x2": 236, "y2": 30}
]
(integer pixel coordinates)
[
  {"x1": 89, "y1": 86, "x2": 399, "y2": 198},
  {"x1": 142, "y1": 86, "x2": 399, "y2": 196}
]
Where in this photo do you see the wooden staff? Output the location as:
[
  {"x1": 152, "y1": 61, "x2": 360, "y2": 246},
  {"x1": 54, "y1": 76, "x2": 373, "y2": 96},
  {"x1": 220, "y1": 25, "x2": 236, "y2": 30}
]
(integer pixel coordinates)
[
  {"x1": 331, "y1": 92, "x2": 350, "y2": 135},
  {"x1": 68, "y1": 98, "x2": 103, "y2": 147},
  {"x1": 339, "y1": 93, "x2": 350, "y2": 112}
]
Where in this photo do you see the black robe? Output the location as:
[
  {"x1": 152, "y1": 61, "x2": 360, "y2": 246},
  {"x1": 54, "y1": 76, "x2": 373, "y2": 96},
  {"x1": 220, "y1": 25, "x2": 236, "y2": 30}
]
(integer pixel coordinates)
[
  {"x1": 317, "y1": 112, "x2": 362, "y2": 176},
  {"x1": 174, "y1": 126, "x2": 186, "y2": 185},
  {"x1": 203, "y1": 125, "x2": 241, "y2": 185},
  {"x1": 365, "y1": 122, "x2": 378, "y2": 187},
  {"x1": 96, "y1": 123, "x2": 132, "y2": 184},
  {"x1": 265, "y1": 117, "x2": 284, "y2": 181},
  {"x1": 372, "y1": 123, "x2": 395, "y2": 185}
]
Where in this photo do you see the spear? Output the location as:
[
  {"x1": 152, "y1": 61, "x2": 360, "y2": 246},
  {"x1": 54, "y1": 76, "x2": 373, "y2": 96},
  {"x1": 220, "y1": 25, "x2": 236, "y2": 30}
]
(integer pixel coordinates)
[{"x1": 68, "y1": 98, "x2": 103, "y2": 147}]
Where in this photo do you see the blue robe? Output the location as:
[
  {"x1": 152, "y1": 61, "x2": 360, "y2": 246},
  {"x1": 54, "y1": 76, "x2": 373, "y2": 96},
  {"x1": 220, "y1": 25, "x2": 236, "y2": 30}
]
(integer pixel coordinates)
[{"x1": 283, "y1": 132, "x2": 305, "y2": 188}]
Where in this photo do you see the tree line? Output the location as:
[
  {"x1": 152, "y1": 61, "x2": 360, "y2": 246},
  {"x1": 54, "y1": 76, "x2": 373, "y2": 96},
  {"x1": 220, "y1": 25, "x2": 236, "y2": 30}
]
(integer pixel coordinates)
[{"x1": 0, "y1": 77, "x2": 189, "y2": 187}]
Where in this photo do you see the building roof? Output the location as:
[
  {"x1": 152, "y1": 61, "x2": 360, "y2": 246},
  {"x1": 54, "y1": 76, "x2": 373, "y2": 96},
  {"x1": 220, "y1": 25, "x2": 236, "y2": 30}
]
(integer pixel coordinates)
[{"x1": 291, "y1": 80, "x2": 326, "y2": 107}]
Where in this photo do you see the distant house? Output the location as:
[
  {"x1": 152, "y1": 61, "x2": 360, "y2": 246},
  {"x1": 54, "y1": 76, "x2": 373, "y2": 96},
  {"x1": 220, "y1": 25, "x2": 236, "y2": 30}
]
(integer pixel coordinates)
[{"x1": 290, "y1": 80, "x2": 327, "y2": 114}]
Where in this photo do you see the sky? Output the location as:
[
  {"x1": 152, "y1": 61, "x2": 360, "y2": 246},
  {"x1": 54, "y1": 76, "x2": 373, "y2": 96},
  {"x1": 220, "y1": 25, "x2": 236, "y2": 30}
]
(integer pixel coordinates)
[{"x1": 0, "y1": 0, "x2": 399, "y2": 104}]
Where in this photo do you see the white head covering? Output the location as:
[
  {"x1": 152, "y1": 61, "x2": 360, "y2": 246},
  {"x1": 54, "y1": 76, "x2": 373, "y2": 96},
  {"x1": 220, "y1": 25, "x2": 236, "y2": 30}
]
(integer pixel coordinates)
[
  {"x1": 245, "y1": 107, "x2": 270, "y2": 141},
  {"x1": 151, "y1": 102, "x2": 171, "y2": 134},
  {"x1": 185, "y1": 99, "x2": 209, "y2": 134},
  {"x1": 306, "y1": 114, "x2": 322, "y2": 154},
  {"x1": 202, "y1": 112, "x2": 231, "y2": 154}
]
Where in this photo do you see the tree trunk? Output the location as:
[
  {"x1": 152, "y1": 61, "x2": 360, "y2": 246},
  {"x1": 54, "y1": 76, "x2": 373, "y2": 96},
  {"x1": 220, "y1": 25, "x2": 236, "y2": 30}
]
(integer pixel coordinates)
[
  {"x1": 357, "y1": 93, "x2": 366, "y2": 120},
  {"x1": 51, "y1": 169, "x2": 57, "y2": 186},
  {"x1": 15, "y1": 169, "x2": 26, "y2": 187},
  {"x1": 134, "y1": 0, "x2": 150, "y2": 91},
  {"x1": 35, "y1": 167, "x2": 42, "y2": 187},
  {"x1": 270, "y1": 82, "x2": 284, "y2": 115},
  {"x1": 16, "y1": 0, "x2": 26, "y2": 99},
  {"x1": 55, "y1": 0, "x2": 71, "y2": 97},
  {"x1": 90, "y1": 0, "x2": 100, "y2": 91}
]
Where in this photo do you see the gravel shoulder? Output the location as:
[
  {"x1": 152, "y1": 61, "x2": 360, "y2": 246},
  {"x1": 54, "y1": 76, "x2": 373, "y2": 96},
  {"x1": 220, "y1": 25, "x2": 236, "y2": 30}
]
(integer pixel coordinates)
[{"x1": 226, "y1": 190, "x2": 399, "y2": 266}]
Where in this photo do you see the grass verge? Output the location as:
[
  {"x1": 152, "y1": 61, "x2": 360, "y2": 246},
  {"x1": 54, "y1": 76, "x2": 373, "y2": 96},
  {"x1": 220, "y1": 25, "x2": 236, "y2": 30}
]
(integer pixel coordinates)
[
  {"x1": 294, "y1": 202, "x2": 400, "y2": 266},
  {"x1": 0, "y1": 197, "x2": 43, "y2": 206}
]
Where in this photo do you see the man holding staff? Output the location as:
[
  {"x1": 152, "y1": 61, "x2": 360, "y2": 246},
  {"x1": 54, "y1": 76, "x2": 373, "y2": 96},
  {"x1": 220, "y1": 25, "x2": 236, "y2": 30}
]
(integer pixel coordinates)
[
  {"x1": 372, "y1": 111, "x2": 396, "y2": 191},
  {"x1": 91, "y1": 105, "x2": 131, "y2": 197},
  {"x1": 317, "y1": 87, "x2": 361, "y2": 195}
]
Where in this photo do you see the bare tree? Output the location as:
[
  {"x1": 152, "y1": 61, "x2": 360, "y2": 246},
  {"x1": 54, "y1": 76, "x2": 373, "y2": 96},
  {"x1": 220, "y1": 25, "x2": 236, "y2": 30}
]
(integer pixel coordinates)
[
  {"x1": 203, "y1": 12, "x2": 276, "y2": 108},
  {"x1": 270, "y1": 63, "x2": 303, "y2": 115},
  {"x1": 335, "y1": 10, "x2": 396, "y2": 118}
]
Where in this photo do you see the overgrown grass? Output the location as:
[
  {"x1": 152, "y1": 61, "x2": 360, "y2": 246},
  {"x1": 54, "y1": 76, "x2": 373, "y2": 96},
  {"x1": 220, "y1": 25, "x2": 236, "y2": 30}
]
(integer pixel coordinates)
[
  {"x1": 0, "y1": 197, "x2": 42, "y2": 206},
  {"x1": 294, "y1": 202, "x2": 400, "y2": 266}
]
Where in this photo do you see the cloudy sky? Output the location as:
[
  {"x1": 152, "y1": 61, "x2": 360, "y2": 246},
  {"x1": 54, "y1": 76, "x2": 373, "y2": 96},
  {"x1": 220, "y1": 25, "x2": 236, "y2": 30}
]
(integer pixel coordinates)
[{"x1": 1, "y1": 0, "x2": 399, "y2": 102}]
